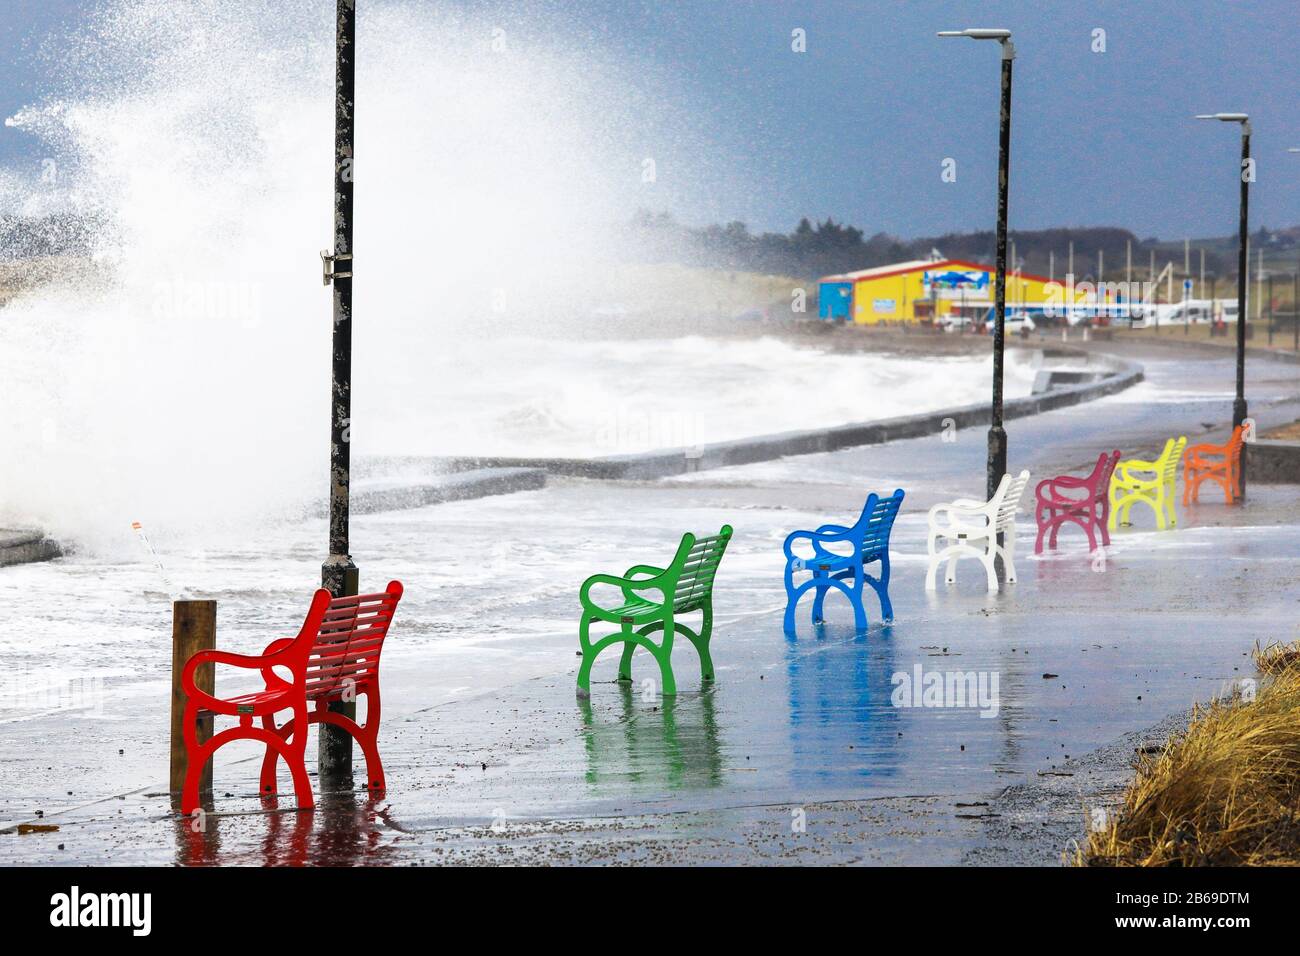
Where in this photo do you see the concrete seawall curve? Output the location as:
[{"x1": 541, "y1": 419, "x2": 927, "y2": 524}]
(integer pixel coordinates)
[{"x1": 432, "y1": 346, "x2": 1145, "y2": 481}]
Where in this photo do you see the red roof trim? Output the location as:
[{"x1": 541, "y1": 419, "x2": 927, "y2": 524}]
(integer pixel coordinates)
[{"x1": 821, "y1": 259, "x2": 1060, "y2": 287}]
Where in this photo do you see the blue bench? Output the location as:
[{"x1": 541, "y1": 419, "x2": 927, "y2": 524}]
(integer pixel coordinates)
[{"x1": 782, "y1": 489, "x2": 904, "y2": 632}]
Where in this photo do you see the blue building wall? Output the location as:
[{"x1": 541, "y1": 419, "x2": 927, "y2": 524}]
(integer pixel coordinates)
[{"x1": 818, "y1": 282, "x2": 852, "y2": 321}]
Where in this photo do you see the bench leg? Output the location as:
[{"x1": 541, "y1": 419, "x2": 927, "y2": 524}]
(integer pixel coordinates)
[
  {"x1": 355, "y1": 691, "x2": 385, "y2": 793},
  {"x1": 284, "y1": 706, "x2": 315, "y2": 810},
  {"x1": 1001, "y1": 533, "x2": 1018, "y2": 584},
  {"x1": 576, "y1": 611, "x2": 601, "y2": 697},
  {"x1": 1082, "y1": 516, "x2": 1097, "y2": 553},
  {"x1": 872, "y1": 556, "x2": 894, "y2": 623},
  {"x1": 927, "y1": 542, "x2": 974, "y2": 591},
  {"x1": 578, "y1": 628, "x2": 670, "y2": 698},
  {"x1": 695, "y1": 606, "x2": 715, "y2": 682},
  {"x1": 307, "y1": 697, "x2": 385, "y2": 794},
  {"x1": 980, "y1": 543, "x2": 999, "y2": 593},
  {"x1": 811, "y1": 573, "x2": 829, "y2": 624},
  {"x1": 183, "y1": 707, "x2": 315, "y2": 814},
  {"x1": 650, "y1": 641, "x2": 677, "y2": 698},
  {"x1": 782, "y1": 596, "x2": 798, "y2": 635},
  {"x1": 667, "y1": 612, "x2": 715, "y2": 684},
  {"x1": 180, "y1": 700, "x2": 207, "y2": 816},
  {"x1": 846, "y1": 566, "x2": 867, "y2": 630},
  {"x1": 617, "y1": 635, "x2": 636, "y2": 683},
  {"x1": 1145, "y1": 492, "x2": 1162, "y2": 530},
  {"x1": 259, "y1": 714, "x2": 290, "y2": 796},
  {"x1": 1034, "y1": 512, "x2": 1049, "y2": 554},
  {"x1": 784, "y1": 566, "x2": 832, "y2": 632},
  {"x1": 654, "y1": 616, "x2": 677, "y2": 697},
  {"x1": 782, "y1": 561, "x2": 799, "y2": 634},
  {"x1": 925, "y1": 534, "x2": 940, "y2": 591},
  {"x1": 1115, "y1": 495, "x2": 1136, "y2": 528}
]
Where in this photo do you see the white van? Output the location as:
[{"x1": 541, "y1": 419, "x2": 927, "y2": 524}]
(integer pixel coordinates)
[
  {"x1": 1130, "y1": 299, "x2": 1239, "y2": 328},
  {"x1": 1153, "y1": 301, "x2": 1214, "y2": 326}
]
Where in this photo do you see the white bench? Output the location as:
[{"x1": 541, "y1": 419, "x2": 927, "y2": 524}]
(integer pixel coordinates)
[{"x1": 925, "y1": 470, "x2": 1031, "y2": 593}]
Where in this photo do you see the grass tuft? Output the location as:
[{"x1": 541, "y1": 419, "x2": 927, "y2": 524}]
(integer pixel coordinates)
[
  {"x1": 1254, "y1": 639, "x2": 1300, "y2": 675},
  {"x1": 1076, "y1": 656, "x2": 1300, "y2": 867}
]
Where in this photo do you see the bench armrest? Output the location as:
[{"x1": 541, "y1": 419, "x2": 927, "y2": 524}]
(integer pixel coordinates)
[
  {"x1": 1114, "y1": 462, "x2": 1161, "y2": 485},
  {"x1": 1118, "y1": 458, "x2": 1159, "y2": 473},
  {"x1": 581, "y1": 572, "x2": 640, "y2": 595},
  {"x1": 623, "y1": 564, "x2": 665, "y2": 580},
  {"x1": 814, "y1": 523, "x2": 850, "y2": 535},
  {"x1": 928, "y1": 502, "x2": 992, "y2": 536},
  {"x1": 182, "y1": 639, "x2": 306, "y2": 700},
  {"x1": 621, "y1": 565, "x2": 668, "y2": 602},
  {"x1": 1184, "y1": 443, "x2": 1226, "y2": 461},
  {"x1": 581, "y1": 571, "x2": 667, "y2": 610},
  {"x1": 258, "y1": 637, "x2": 298, "y2": 690},
  {"x1": 1036, "y1": 477, "x2": 1091, "y2": 505},
  {"x1": 784, "y1": 527, "x2": 856, "y2": 562},
  {"x1": 180, "y1": 648, "x2": 281, "y2": 717}
]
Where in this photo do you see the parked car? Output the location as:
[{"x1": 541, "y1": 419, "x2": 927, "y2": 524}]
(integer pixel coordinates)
[
  {"x1": 1003, "y1": 312, "x2": 1034, "y2": 335},
  {"x1": 984, "y1": 311, "x2": 1036, "y2": 335},
  {"x1": 939, "y1": 312, "x2": 978, "y2": 332}
]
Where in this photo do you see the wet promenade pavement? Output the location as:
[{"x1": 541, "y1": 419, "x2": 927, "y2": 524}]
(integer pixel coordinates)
[{"x1": 2, "y1": 342, "x2": 1298, "y2": 864}]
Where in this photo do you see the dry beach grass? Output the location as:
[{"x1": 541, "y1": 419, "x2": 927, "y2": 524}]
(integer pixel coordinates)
[{"x1": 1078, "y1": 642, "x2": 1300, "y2": 866}]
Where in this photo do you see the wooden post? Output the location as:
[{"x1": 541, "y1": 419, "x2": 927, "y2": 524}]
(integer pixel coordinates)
[{"x1": 170, "y1": 600, "x2": 216, "y2": 795}]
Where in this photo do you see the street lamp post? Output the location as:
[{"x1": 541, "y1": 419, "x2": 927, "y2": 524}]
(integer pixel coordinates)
[
  {"x1": 1290, "y1": 151, "x2": 1300, "y2": 352},
  {"x1": 938, "y1": 28, "x2": 1015, "y2": 507},
  {"x1": 319, "y1": 0, "x2": 359, "y2": 782},
  {"x1": 1196, "y1": 113, "x2": 1250, "y2": 497}
]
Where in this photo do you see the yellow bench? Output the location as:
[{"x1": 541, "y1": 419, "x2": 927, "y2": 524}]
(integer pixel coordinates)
[{"x1": 1107, "y1": 437, "x2": 1187, "y2": 532}]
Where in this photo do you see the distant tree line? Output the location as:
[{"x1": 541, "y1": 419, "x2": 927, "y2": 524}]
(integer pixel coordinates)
[{"x1": 629, "y1": 210, "x2": 1299, "y2": 281}]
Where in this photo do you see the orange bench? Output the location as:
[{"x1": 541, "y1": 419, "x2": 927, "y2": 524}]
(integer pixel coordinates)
[{"x1": 1183, "y1": 426, "x2": 1244, "y2": 506}]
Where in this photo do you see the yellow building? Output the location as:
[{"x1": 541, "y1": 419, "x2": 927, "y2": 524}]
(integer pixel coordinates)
[{"x1": 819, "y1": 258, "x2": 1068, "y2": 325}]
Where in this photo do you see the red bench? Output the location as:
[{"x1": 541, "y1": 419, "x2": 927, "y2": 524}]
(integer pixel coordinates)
[
  {"x1": 180, "y1": 581, "x2": 403, "y2": 814},
  {"x1": 1034, "y1": 450, "x2": 1120, "y2": 554}
]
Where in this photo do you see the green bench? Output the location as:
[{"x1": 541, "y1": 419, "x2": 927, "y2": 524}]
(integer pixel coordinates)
[{"x1": 576, "y1": 526, "x2": 733, "y2": 697}]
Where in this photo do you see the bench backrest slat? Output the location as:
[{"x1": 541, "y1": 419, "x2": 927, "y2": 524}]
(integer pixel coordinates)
[
  {"x1": 856, "y1": 488, "x2": 905, "y2": 554},
  {"x1": 993, "y1": 471, "x2": 1031, "y2": 532},
  {"x1": 668, "y1": 526, "x2": 733, "y2": 613},
  {"x1": 302, "y1": 581, "x2": 403, "y2": 700},
  {"x1": 1226, "y1": 426, "x2": 1245, "y2": 459},
  {"x1": 1160, "y1": 437, "x2": 1188, "y2": 483},
  {"x1": 1093, "y1": 450, "x2": 1121, "y2": 499}
]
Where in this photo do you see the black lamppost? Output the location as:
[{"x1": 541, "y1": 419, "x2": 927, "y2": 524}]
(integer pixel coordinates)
[
  {"x1": 1196, "y1": 112, "x2": 1250, "y2": 497},
  {"x1": 1290, "y1": 150, "x2": 1299, "y2": 352},
  {"x1": 938, "y1": 28, "x2": 1015, "y2": 503},
  {"x1": 319, "y1": 0, "x2": 358, "y2": 781}
]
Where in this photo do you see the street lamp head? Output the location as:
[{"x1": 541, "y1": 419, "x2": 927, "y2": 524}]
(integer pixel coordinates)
[
  {"x1": 937, "y1": 28, "x2": 1012, "y2": 40},
  {"x1": 1195, "y1": 113, "x2": 1250, "y2": 135},
  {"x1": 938, "y1": 27, "x2": 1014, "y2": 58}
]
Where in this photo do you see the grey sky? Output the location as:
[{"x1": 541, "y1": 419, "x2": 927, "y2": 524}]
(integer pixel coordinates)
[{"x1": 2, "y1": 0, "x2": 1297, "y2": 238}]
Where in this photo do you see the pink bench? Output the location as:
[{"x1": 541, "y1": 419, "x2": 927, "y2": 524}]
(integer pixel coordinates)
[{"x1": 1034, "y1": 451, "x2": 1120, "y2": 554}]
